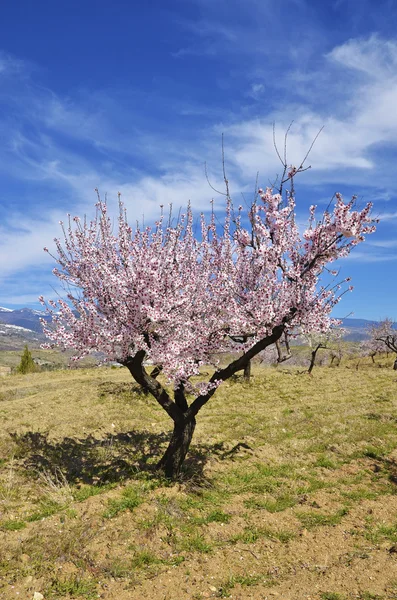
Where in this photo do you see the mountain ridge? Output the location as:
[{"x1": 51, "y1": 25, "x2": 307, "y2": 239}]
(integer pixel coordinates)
[{"x1": 0, "y1": 306, "x2": 395, "y2": 347}]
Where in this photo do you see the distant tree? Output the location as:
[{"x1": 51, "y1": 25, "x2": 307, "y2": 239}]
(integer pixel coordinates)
[
  {"x1": 369, "y1": 319, "x2": 397, "y2": 370},
  {"x1": 360, "y1": 336, "x2": 384, "y2": 364},
  {"x1": 275, "y1": 332, "x2": 292, "y2": 364},
  {"x1": 328, "y1": 329, "x2": 345, "y2": 367},
  {"x1": 303, "y1": 328, "x2": 345, "y2": 375},
  {"x1": 39, "y1": 168, "x2": 375, "y2": 478},
  {"x1": 228, "y1": 334, "x2": 255, "y2": 381},
  {"x1": 17, "y1": 345, "x2": 39, "y2": 374}
]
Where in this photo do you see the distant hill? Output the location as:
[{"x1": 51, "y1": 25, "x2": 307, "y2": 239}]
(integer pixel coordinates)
[
  {"x1": 0, "y1": 307, "x2": 51, "y2": 333},
  {"x1": 0, "y1": 307, "x2": 50, "y2": 350},
  {"x1": 0, "y1": 305, "x2": 395, "y2": 349},
  {"x1": 0, "y1": 321, "x2": 45, "y2": 351},
  {"x1": 340, "y1": 318, "x2": 378, "y2": 329},
  {"x1": 338, "y1": 318, "x2": 396, "y2": 342}
]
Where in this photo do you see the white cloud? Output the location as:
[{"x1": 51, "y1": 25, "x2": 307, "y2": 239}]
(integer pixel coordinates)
[
  {"x1": 2, "y1": 34, "x2": 397, "y2": 307},
  {"x1": 210, "y1": 35, "x2": 397, "y2": 191},
  {"x1": 246, "y1": 83, "x2": 265, "y2": 100},
  {"x1": 0, "y1": 215, "x2": 58, "y2": 276},
  {"x1": 328, "y1": 34, "x2": 397, "y2": 79}
]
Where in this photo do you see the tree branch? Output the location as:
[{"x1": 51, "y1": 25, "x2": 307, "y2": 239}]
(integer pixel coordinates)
[
  {"x1": 186, "y1": 313, "x2": 296, "y2": 421},
  {"x1": 122, "y1": 351, "x2": 184, "y2": 425}
]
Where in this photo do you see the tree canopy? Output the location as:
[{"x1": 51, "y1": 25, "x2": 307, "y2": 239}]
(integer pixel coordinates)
[{"x1": 40, "y1": 184, "x2": 375, "y2": 476}]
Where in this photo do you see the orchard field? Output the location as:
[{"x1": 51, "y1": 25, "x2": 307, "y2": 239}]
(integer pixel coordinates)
[{"x1": 0, "y1": 356, "x2": 396, "y2": 600}]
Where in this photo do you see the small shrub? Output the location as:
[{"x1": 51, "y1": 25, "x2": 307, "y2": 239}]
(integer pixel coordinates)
[{"x1": 16, "y1": 345, "x2": 39, "y2": 374}]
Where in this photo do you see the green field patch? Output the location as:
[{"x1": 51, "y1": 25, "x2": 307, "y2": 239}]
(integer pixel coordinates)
[
  {"x1": 297, "y1": 507, "x2": 349, "y2": 529},
  {"x1": 0, "y1": 519, "x2": 26, "y2": 531}
]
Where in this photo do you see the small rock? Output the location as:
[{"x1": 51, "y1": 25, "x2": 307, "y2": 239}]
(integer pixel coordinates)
[
  {"x1": 209, "y1": 585, "x2": 217, "y2": 592},
  {"x1": 33, "y1": 593, "x2": 44, "y2": 600},
  {"x1": 20, "y1": 554, "x2": 30, "y2": 563}
]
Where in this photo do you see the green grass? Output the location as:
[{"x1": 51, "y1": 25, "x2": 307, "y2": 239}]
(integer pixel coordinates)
[
  {"x1": 297, "y1": 508, "x2": 349, "y2": 529},
  {"x1": 314, "y1": 454, "x2": 338, "y2": 469},
  {"x1": 191, "y1": 509, "x2": 231, "y2": 525},
  {"x1": 229, "y1": 523, "x2": 294, "y2": 545},
  {"x1": 341, "y1": 487, "x2": 380, "y2": 502},
  {"x1": 0, "y1": 358, "x2": 397, "y2": 597},
  {"x1": 218, "y1": 573, "x2": 266, "y2": 597},
  {"x1": 47, "y1": 575, "x2": 98, "y2": 599},
  {"x1": 130, "y1": 549, "x2": 161, "y2": 568},
  {"x1": 230, "y1": 525, "x2": 262, "y2": 544},
  {"x1": 179, "y1": 532, "x2": 213, "y2": 553},
  {"x1": 364, "y1": 519, "x2": 397, "y2": 544},
  {"x1": 26, "y1": 499, "x2": 63, "y2": 522},
  {"x1": 73, "y1": 481, "x2": 117, "y2": 502},
  {"x1": 103, "y1": 484, "x2": 147, "y2": 518},
  {"x1": 0, "y1": 519, "x2": 26, "y2": 531},
  {"x1": 244, "y1": 492, "x2": 298, "y2": 512},
  {"x1": 270, "y1": 528, "x2": 296, "y2": 543}
]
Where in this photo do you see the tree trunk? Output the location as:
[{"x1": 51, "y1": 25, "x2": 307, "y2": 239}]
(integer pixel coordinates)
[
  {"x1": 308, "y1": 348, "x2": 318, "y2": 375},
  {"x1": 393, "y1": 356, "x2": 397, "y2": 371},
  {"x1": 275, "y1": 336, "x2": 292, "y2": 364},
  {"x1": 243, "y1": 360, "x2": 251, "y2": 382},
  {"x1": 123, "y1": 318, "x2": 292, "y2": 478},
  {"x1": 157, "y1": 418, "x2": 196, "y2": 478}
]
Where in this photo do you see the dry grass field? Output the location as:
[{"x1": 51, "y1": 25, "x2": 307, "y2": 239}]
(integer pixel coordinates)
[{"x1": 0, "y1": 354, "x2": 396, "y2": 599}]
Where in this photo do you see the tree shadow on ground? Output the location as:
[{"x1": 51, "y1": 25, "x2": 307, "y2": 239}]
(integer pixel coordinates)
[
  {"x1": 9, "y1": 429, "x2": 228, "y2": 485},
  {"x1": 366, "y1": 453, "x2": 397, "y2": 488},
  {"x1": 381, "y1": 456, "x2": 397, "y2": 486}
]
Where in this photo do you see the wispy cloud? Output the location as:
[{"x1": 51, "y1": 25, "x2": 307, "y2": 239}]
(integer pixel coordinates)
[
  {"x1": 368, "y1": 239, "x2": 397, "y2": 248},
  {"x1": 328, "y1": 33, "x2": 397, "y2": 78},
  {"x1": 1, "y1": 13, "x2": 397, "y2": 312},
  {"x1": 342, "y1": 251, "x2": 397, "y2": 262},
  {"x1": 0, "y1": 51, "x2": 29, "y2": 76},
  {"x1": 378, "y1": 211, "x2": 397, "y2": 221}
]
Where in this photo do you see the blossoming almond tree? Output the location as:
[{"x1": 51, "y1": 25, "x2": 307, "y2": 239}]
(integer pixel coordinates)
[
  {"x1": 302, "y1": 327, "x2": 345, "y2": 374},
  {"x1": 40, "y1": 187, "x2": 375, "y2": 478},
  {"x1": 368, "y1": 319, "x2": 397, "y2": 369},
  {"x1": 360, "y1": 336, "x2": 385, "y2": 363}
]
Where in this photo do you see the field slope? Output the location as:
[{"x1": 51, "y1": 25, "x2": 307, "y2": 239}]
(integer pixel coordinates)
[{"x1": 0, "y1": 358, "x2": 396, "y2": 599}]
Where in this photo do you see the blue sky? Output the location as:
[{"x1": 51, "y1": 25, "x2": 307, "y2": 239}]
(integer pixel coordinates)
[{"x1": 0, "y1": 0, "x2": 396, "y2": 319}]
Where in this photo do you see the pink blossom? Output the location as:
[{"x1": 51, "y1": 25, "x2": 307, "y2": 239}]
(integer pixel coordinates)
[{"x1": 40, "y1": 190, "x2": 375, "y2": 394}]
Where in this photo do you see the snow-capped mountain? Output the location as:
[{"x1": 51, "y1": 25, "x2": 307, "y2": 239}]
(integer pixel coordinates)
[
  {"x1": 0, "y1": 307, "x2": 51, "y2": 350},
  {"x1": 0, "y1": 307, "x2": 51, "y2": 333},
  {"x1": 0, "y1": 305, "x2": 394, "y2": 347}
]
